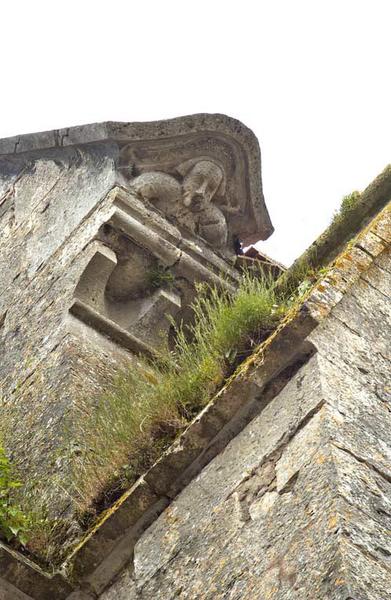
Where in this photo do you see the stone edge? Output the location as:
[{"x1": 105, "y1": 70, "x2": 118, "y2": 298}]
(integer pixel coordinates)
[
  {"x1": 0, "y1": 113, "x2": 272, "y2": 243},
  {"x1": 279, "y1": 164, "x2": 391, "y2": 292}
]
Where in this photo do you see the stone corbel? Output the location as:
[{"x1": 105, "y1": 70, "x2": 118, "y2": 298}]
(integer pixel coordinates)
[{"x1": 69, "y1": 187, "x2": 240, "y2": 355}]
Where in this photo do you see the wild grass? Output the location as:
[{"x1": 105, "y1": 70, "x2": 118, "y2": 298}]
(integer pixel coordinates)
[
  {"x1": 331, "y1": 190, "x2": 361, "y2": 226},
  {"x1": 0, "y1": 442, "x2": 29, "y2": 546},
  {"x1": 2, "y1": 264, "x2": 321, "y2": 564},
  {"x1": 278, "y1": 190, "x2": 362, "y2": 296},
  {"x1": 70, "y1": 270, "x2": 289, "y2": 513},
  {"x1": 1, "y1": 264, "x2": 320, "y2": 562},
  {"x1": 146, "y1": 265, "x2": 176, "y2": 289}
]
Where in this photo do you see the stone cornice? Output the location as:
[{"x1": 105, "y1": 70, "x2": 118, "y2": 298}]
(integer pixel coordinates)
[{"x1": 0, "y1": 114, "x2": 273, "y2": 246}]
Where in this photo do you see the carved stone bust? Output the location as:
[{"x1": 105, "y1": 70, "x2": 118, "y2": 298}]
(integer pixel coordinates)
[
  {"x1": 127, "y1": 158, "x2": 229, "y2": 248},
  {"x1": 113, "y1": 114, "x2": 273, "y2": 256},
  {"x1": 0, "y1": 114, "x2": 274, "y2": 351}
]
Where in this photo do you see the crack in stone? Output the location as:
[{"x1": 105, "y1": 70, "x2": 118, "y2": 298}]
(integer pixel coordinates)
[
  {"x1": 38, "y1": 170, "x2": 68, "y2": 213},
  {"x1": 332, "y1": 314, "x2": 362, "y2": 338},
  {"x1": 332, "y1": 443, "x2": 391, "y2": 485},
  {"x1": 374, "y1": 350, "x2": 391, "y2": 365},
  {"x1": 227, "y1": 398, "x2": 326, "y2": 506},
  {"x1": 341, "y1": 534, "x2": 391, "y2": 574},
  {"x1": 357, "y1": 274, "x2": 390, "y2": 302},
  {"x1": 0, "y1": 162, "x2": 32, "y2": 207},
  {"x1": 60, "y1": 129, "x2": 70, "y2": 147},
  {"x1": 356, "y1": 242, "x2": 382, "y2": 260}
]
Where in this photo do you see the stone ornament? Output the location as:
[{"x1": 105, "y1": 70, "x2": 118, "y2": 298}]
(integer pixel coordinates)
[
  {"x1": 70, "y1": 187, "x2": 240, "y2": 354},
  {"x1": 0, "y1": 114, "x2": 273, "y2": 354},
  {"x1": 128, "y1": 158, "x2": 230, "y2": 248},
  {"x1": 0, "y1": 113, "x2": 273, "y2": 255},
  {"x1": 114, "y1": 114, "x2": 273, "y2": 253}
]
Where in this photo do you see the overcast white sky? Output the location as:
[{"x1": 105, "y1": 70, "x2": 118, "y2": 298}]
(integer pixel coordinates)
[{"x1": 1, "y1": 0, "x2": 390, "y2": 265}]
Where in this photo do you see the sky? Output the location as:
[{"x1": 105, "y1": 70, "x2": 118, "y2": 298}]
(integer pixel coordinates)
[{"x1": 1, "y1": 0, "x2": 390, "y2": 265}]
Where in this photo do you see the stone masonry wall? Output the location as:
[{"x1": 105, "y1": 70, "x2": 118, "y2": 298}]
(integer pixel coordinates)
[
  {"x1": 0, "y1": 121, "x2": 389, "y2": 600},
  {"x1": 0, "y1": 115, "x2": 267, "y2": 552},
  {"x1": 101, "y1": 248, "x2": 391, "y2": 599},
  {"x1": 0, "y1": 144, "x2": 134, "y2": 517}
]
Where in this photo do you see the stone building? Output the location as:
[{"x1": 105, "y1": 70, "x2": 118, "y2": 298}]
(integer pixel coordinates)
[{"x1": 0, "y1": 115, "x2": 390, "y2": 599}]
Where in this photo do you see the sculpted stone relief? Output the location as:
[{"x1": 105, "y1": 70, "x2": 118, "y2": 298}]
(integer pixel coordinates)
[
  {"x1": 125, "y1": 158, "x2": 241, "y2": 250},
  {"x1": 72, "y1": 231, "x2": 183, "y2": 352},
  {"x1": 66, "y1": 119, "x2": 273, "y2": 353}
]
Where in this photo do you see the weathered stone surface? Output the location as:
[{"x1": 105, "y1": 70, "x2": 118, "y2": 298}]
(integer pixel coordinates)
[
  {"x1": 1, "y1": 123, "x2": 390, "y2": 599},
  {"x1": 0, "y1": 114, "x2": 273, "y2": 248},
  {"x1": 102, "y1": 445, "x2": 346, "y2": 599},
  {"x1": 275, "y1": 408, "x2": 325, "y2": 491},
  {"x1": 131, "y1": 354, "x2": 325, "y2": 588},
  {"x1": 0, "y1": 542, "x2": 73, "y2": 600},
  {"x1": 0, "y1": 115, "x2": 273, "y2": 543},
  {"x1": 0, "y1": 578, "x2": 32, "y2": 600},
  {"x1": 67, "y1": 479, "x2": 164, "y2": 582},
  {"x1": 100, "y1": 245, "x2": 391, "y2": 600}
]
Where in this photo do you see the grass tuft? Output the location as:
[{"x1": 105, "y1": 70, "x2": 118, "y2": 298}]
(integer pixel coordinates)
[
  {"x1": 13, "y1": 266, "x2": 319, "y2": 557},
  {"x1": 70, "y1": 270, "x2": 288, "y2": 513},
  {"x1": 331, "y1": 191, "x2": 361, "y2": 226},
  {"x1": 146, "y1": 265, "x2": 175, "y2": 289},
  {"x1": 0, "y1": 442, "x2": 29, "y2": 546}
]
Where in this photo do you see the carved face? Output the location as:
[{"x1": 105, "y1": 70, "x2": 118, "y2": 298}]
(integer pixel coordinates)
[{"x1": 182, "y1": 160, "x2": 224, "y2": 208}]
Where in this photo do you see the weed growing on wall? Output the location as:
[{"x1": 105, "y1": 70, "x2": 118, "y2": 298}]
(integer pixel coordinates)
[
  {"x1": 70, "y1": 270, "x2": 299, "y2": 513},
  {"x1": 146, "y1": 265, "x2": 176, "y2": 289},
  {"x1": 0, "y1": 443, "x2": 29, "y2": 546},
  {"x1": 277, "y1": 190, "x2": 362, "y2": 296},
  {"x1": 331, "y1": 191, "x2": 361, "y2": 226},
  {"x1": 4, "y1": 262, "x2": 325, "y2": 564},
  {"x1": 5, "y1": 264, "x2": 323, "y2": 562}
]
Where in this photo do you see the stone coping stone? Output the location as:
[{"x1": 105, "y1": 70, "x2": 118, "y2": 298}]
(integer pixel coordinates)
[
  {"x1": 0, "y1": 113, "x2": 273, "y2": 245},
  {"x1": 0, "y1": 543, "x2": 73, "y2": 600},
  {"x1": 280, "y1": 164, "x2": 391, "y2": 292}
]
